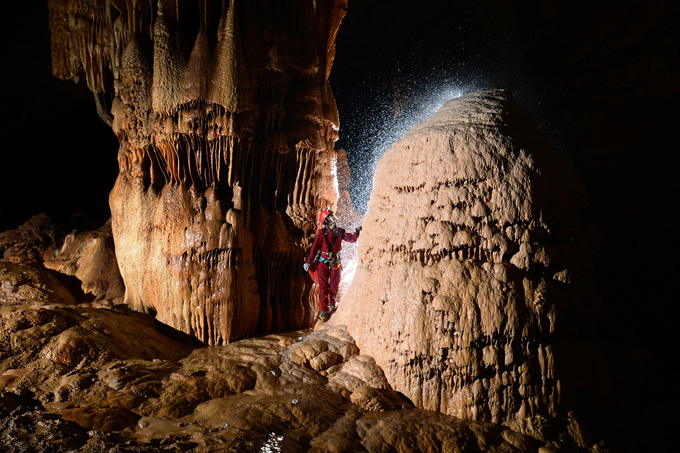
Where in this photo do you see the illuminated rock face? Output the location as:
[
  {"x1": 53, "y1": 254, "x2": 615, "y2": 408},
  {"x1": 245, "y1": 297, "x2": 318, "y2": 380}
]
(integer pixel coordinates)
[
  {"x1": 332, "y1": 90, "x2": 594, "y2": 423},
  {"x1": 44, "y1": 220, "x2": 124, "y2": 301},
  {"x1": 48, "y1": 0, "x2": 347, "y2": 343}
]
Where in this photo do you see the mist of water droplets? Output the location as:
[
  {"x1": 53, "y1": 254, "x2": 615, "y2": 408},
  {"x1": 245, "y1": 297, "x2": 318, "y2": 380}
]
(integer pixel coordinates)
[
  {"x1": 334, "y1": 80, "x2": 479, "y2": 293},
  {"x1": 260, "y1": 432, "x2": 284, "y2": 453},
  {"x1": 340, "y1": 81, "x2": 479, "y2": 215}
]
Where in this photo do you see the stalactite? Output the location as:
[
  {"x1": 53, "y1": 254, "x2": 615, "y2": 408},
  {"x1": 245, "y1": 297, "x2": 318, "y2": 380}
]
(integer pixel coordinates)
[
  {"x1": 208, "y1": 0, "x2": 241, "y2": 112},
  {"x1": 48, "y1": 0, "x2": 346, "y2": 344},
  {"x1": 151, "y1": 5, "x2": 184, "y2": 115}
]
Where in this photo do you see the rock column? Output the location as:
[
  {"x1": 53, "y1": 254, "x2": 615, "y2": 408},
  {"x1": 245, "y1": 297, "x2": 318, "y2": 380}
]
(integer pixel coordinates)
[{"x1": 49, "y1": 0, "x2": 348, "y2": 343}]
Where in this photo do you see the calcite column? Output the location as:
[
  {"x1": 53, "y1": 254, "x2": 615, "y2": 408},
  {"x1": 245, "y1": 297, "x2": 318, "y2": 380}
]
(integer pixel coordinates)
[{"x1": 48, "y1": 0, "x2": 347, "y2": 343}]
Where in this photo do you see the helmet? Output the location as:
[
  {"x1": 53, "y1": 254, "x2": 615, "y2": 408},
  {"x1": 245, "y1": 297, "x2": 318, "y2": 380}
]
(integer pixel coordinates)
[{"x1": 319, "y1": 208, "x2": 333, "y2": 225}]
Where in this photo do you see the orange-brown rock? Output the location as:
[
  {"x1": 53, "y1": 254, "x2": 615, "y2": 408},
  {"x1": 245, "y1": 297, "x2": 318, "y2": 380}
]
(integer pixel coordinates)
[
  {"x1": 0, "y1": 258, "x2": 596, "y2": 451},
  {"x1": 48, "y1": 0, "x2": 349, "y2": 343},
  {"x1": 44, "y1": 220, "x2": 124, "y2": 300},
  {"x1": 331, "y1": 90, "x2": 595, "y2": 424},
  {"x1": 61, "y1": 405, "x2": 141, "y2": 431},
  {"x1": 0, "y1": 213, "x2": 69, "y2": 264},
  {"x1": 0, "y1": 260, "x2": 75, "y2": 305}
]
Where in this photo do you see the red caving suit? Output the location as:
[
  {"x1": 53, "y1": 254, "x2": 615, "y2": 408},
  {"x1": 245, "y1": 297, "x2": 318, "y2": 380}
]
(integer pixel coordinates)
[{"x1": 305, "y1": 226, "x2": 359, "y2": 312}]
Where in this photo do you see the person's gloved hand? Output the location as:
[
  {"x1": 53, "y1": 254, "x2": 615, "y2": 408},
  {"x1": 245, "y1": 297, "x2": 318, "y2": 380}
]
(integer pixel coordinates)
[
  {"x1": 355, "y1": 226, "x2": 362, "y2": 234},
  {"x1": 303, "y1": 263, "x2": 310, "y2": 272}
]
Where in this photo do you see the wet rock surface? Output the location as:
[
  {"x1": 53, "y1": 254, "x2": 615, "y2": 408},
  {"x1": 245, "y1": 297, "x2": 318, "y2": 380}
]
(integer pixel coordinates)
[
  {"x1": 0, "y1": 261, "x2": 76, "y2": 305},
  {"x1": 332, "y1": 90, "x2": 595, "y2": 423},
  {"x1": 0, "y1": 260, "x2": 596, "y2": 451}
]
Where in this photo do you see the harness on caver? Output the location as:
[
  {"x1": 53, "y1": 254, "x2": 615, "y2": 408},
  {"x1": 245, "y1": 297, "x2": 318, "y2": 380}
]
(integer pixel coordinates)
[{"x1": 319, "y1": 228, "x2": 342, "y2": 269}]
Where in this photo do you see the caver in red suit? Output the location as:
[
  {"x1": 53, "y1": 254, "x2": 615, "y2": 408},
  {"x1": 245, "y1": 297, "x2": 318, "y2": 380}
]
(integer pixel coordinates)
[{"x1": 304, "y1": 209, "x2": 361, "y2": 319}]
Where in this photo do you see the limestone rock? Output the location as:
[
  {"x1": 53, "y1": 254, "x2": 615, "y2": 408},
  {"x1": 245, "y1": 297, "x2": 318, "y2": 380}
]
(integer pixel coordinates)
[
  {"x1": 0, "y1": 213, "x2": 69, "y2": 264},
  {"x1": 331, "y1": 90, "x2": 594, "y2": 423},
  {"x1": 44, "y1": 219, "x2": 124, "y2": 300},
  {"x1": 355, "y1": 410, "x2": 543, "y2": 452},
  {"x1": 0, "y1": 390, "x2": 90, "y2": 451},
  {"x1": 506, "y1": 415, "x2": 588, "y2": 450},
  {"x1": 48, "y1": 0, "x2": 349, "y2": 343},
  {"x1": 0, "y1": 267, "x2": 594, "y2": 451},
  {"x1": 61, "y1": 405, "x2": 140, "y2": 432},
  {"x1": 0, "y1": 260, "x2": 75, "y2": 304},
  {"x1": 349, "y1": 385, "x2": 413, "y2": 412},
  {"x1": 329, "y1": 355, "x2": 391, "y2": 395},
  {"x1": 289, "y1": 340, "x2": 330, "y2": 368}
]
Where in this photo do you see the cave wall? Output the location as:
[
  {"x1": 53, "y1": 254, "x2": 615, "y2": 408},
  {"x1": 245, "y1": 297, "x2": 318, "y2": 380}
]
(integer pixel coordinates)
[{"x1": 48, "y1": 0, "x2": 348, "y2": 343}]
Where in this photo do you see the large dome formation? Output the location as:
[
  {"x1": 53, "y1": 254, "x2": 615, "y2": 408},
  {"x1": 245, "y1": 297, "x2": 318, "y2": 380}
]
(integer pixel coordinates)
[
  {"x1": 48, "y1": 0, "x2": 348, "y2": 343},
  {"x1": 332, "y1": 90, "x2": 594, "y2": 423}
]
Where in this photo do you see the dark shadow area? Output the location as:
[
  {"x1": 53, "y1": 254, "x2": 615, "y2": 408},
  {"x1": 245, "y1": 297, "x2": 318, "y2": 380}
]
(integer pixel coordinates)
[
  {"x1": 151, "y1": 317, "x2": 206, "y2": 349},
  {"x1": 0, "y1": 3, "x2": 118, "y2": 232},
  {"x1": 109, "y1": 303, "x2": 205, "y2": 350},
  {"x1": 46, "y1": 268, "x2": 95, "y2": 303}
]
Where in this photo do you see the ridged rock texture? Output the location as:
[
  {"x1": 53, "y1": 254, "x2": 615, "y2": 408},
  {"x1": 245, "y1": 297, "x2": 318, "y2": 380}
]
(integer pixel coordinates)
[
  {"x1": 331, "y1": 90, "x2": 594, "y2": 424},
  {"x1": 48, "y1": 0, "x2": 348, "y2": 343}
]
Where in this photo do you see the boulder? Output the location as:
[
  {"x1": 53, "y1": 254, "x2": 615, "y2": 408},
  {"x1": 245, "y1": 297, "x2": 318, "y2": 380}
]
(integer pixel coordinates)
[
  {"x1": 331, "y1": 90, "x2": 594, "y2": 423},
  {"x1": 0, "y1": 260, "x2": 75, "y2": 305},
  {"x1": 0, "y1": 213, "x2": 69, "y2": 264},
  {"x1": 44, "y1": 219, "x2": 124, "y2": 300}
]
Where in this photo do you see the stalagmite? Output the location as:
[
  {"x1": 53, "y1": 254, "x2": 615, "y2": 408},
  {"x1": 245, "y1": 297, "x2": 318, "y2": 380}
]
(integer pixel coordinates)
[{"x1": 331, "y1": 90, "x2": 594, "y2": 424}]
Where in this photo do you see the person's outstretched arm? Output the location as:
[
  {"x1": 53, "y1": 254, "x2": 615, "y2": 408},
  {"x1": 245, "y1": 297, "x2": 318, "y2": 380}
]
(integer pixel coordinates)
[{"x1": 342, "y1": 226, "x2": 361, "y2": 243}]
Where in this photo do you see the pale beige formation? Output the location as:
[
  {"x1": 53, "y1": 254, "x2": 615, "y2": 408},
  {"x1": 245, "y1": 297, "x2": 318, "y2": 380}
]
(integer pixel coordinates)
[
  {"x1": 0, "y1": 261, "x2": 592, "y2": 451},
  {"x1": 48, "y1": 0, "x2": 349, "y2": 343},
  {"x1": 331, "y1": 90, "x2": 594, "y2": 423}
]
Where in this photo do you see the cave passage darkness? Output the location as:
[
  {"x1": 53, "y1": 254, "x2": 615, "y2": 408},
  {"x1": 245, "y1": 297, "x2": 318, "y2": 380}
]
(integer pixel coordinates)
[{"x1": 1, "y1": 1, "x2": 679, "y2": 451}]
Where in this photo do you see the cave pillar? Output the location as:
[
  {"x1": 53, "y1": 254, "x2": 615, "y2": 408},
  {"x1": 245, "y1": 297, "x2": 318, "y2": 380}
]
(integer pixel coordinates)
[{"x1": 49, "y1": 0, "x2": 348, "y2": 343}]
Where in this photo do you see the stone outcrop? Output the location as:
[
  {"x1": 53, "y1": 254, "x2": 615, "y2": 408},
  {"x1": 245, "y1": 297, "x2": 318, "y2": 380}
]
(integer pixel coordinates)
[
  {"x1": 1, "y1": 214, "x2": 124, "y2": 303},
  {"x1": 0, "y1": 213, "x2": 71, "y2": 264},
  {"x1": 331, "y1": 90, "x2": 594, "y2": 423},
  {"x1": 48, "y1": 0, "x2": 348, "y2": 344},
  {"x1": 44, "y1": 220, "x2": 124, "y2": 300},
  {"x1": 0, "y1": 261, "x2": 76, "y2": 305}
]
